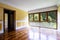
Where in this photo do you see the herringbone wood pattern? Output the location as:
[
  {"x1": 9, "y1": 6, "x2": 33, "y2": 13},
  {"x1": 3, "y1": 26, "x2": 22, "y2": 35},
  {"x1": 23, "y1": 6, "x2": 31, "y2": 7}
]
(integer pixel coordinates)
[{"x1": 0, "y1": 28, "x2": 29, "y2": 40}]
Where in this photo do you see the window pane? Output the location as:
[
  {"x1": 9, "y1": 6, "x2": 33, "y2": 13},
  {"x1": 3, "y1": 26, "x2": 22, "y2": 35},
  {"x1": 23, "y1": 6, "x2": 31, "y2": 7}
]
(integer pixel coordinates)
[
  {"x1": 48, "y1": 11, "x2": 57, "y2": 29},
  {"x1": 29, "y1": 14, "x2": 33, "y2": 21},
  {"x1": 48, "y1": 11, "x2": 56, "y2": 22},
  {"x1": 40, "y1": 12, "x2": 47, "y2": 21},
  {"x1": 34, "y1": 14, "x2": 39, "y2": 21}
]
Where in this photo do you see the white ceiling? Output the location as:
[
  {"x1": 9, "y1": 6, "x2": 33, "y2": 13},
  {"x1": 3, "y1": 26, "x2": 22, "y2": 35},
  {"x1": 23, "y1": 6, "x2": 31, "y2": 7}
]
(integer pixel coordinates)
[{"x1": 0, "y1": 0, "x2": 59, "y2": 11}]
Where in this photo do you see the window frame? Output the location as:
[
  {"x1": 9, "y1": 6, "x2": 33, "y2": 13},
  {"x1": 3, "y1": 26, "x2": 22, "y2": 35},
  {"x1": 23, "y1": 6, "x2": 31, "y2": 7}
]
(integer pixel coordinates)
[
  {"x1": 29, "y1": 10, "x2": 57, "y2": 22},
  {"x1": 28, "y1": 10, "x2": 57, "y2": 29}
]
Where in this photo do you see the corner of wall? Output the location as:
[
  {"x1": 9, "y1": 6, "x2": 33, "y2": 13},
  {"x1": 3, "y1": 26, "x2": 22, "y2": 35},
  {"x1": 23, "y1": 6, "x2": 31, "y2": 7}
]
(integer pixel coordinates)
[{"x1": 57, "y1": 5, "x2": 60, "y2": 32}]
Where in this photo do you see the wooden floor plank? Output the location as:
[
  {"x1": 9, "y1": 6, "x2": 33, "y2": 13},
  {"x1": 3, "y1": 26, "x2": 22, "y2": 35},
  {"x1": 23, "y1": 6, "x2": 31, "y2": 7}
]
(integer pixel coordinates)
[{"x1": 0, "y1": 27, "x2": 60, "y2": 40}]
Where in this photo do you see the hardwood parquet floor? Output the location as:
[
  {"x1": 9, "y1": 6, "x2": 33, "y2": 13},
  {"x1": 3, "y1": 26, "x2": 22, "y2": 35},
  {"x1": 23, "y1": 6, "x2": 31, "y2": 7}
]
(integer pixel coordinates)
[
  {"x1": 0, "y1": 27, "x2": 60, "y2": 40},
  {"x1": 0, "y1": 28, "x2": 29, "y2": 40}
]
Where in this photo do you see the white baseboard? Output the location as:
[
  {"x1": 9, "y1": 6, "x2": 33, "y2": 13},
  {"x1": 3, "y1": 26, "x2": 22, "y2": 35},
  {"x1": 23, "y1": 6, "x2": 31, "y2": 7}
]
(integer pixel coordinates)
[{"x1": 16, "y1": 26, "x2": 27, "y2": 30}]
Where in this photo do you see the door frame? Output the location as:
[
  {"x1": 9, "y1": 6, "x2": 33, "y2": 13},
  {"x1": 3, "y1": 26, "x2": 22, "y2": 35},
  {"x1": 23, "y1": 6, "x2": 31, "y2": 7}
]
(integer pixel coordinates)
[{"x1": 3, "y1": 8, "x2": 16, "y2": 33}]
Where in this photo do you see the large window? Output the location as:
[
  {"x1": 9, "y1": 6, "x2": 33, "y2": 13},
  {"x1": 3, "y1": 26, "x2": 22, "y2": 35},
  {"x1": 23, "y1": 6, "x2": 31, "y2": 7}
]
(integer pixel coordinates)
[
  {"x1": 28, "y1": 10, "x2": 57, "y2": 29},
  {"x1": 29, "y1": 10, "x2": 57, "y2": 22}
]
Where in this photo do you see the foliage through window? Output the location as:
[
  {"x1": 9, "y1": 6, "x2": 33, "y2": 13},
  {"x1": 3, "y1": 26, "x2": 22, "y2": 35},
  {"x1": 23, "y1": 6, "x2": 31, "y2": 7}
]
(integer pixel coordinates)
[
  {"x1": 29, "y1": 10, "x2": 57, "y2": 29},
  {"x1": 29, "y1": 10, "x2": 57, "y2": 22},
  {"x1": 40, "y1": 12, "x2": 47, "y2": 21},
  {"x1": 29, "y1": 14, "x2": 33, "y2": 21},
  {"x1": 48, "y1": 11, "x2": 57, "y2": 22},
  {"x1": 34, "y1": 14, "x2": 39, "y2": 21}
]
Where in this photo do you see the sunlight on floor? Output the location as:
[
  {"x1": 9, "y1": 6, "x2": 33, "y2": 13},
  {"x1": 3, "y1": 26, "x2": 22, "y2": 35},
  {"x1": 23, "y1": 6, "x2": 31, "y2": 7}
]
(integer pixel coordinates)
[
  {"x1": 29, "y1": 29, "x2": 39, "y2": 40},
  {"x1": 28, "y1": 27, "x2": 57, "y2": 40}
]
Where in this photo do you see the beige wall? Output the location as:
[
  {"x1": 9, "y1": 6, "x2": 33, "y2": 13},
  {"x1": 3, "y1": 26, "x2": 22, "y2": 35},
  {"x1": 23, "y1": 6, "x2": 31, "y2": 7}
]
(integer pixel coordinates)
[
  {"x1": 0, "y1": 23, "x2": 2, "y2": 30},
  {"x1": 17, "y1": 22, "x2": 27, "y2": 27},
  {"x1": 0, "y1": 3, "x2": 28, "y2": 33},
  {"x1": 0, "y1": 8, "x2": 3, "y2": 21},
  {"x1": 0, "y1": 3, "x2": 28, "y2": 20},
  {"x1": 0, "y1": 8, "x2": 3, "y2": 31}
]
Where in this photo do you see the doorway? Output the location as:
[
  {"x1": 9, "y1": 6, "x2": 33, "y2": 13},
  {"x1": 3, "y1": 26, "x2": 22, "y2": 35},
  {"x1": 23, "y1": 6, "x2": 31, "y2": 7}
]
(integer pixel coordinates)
[{"x1": 3, "y1": 9, "x2": 16, "y2": 33}]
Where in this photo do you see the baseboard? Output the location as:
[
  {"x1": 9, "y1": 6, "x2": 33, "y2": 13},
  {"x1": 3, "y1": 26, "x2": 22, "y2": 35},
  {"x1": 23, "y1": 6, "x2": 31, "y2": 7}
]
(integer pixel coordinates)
[{"x1": 16, "y1": 26, "x2": 27, "y2": 30}]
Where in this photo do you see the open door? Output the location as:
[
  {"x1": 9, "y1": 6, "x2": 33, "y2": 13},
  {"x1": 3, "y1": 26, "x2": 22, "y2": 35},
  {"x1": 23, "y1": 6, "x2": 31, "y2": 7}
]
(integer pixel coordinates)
[
  {"x1": 3, "y1": 9, "x2": 16, "y2": 33},
  {"x1": 8, "y1": 11, "x2": 15, "y2": 32},
  {"x1": 4, "y1": 13, "x2": 8, "y2": 33}
]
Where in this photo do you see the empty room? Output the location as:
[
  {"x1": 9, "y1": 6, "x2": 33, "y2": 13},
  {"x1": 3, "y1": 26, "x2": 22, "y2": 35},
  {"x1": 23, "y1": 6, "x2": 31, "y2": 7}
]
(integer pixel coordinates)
[{"x1": 0, "y1": 0, "x2": 60, "y2": 40}]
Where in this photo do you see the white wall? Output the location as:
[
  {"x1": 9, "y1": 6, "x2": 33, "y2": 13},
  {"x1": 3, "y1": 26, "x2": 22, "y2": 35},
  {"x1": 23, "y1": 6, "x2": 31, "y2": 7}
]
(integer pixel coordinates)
[
  {"x1": 28, "y1": 5, "x2": 57, "y2": 13},
  {"x1": 29, "y1": 22, "x2": 56, "y2": 29},
  {"x1": 58, "y1": 5, "x2": 60, "y2": 32},
  {"x1": 16, "y1": 16, "x2": 28, "y2": 30}
]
